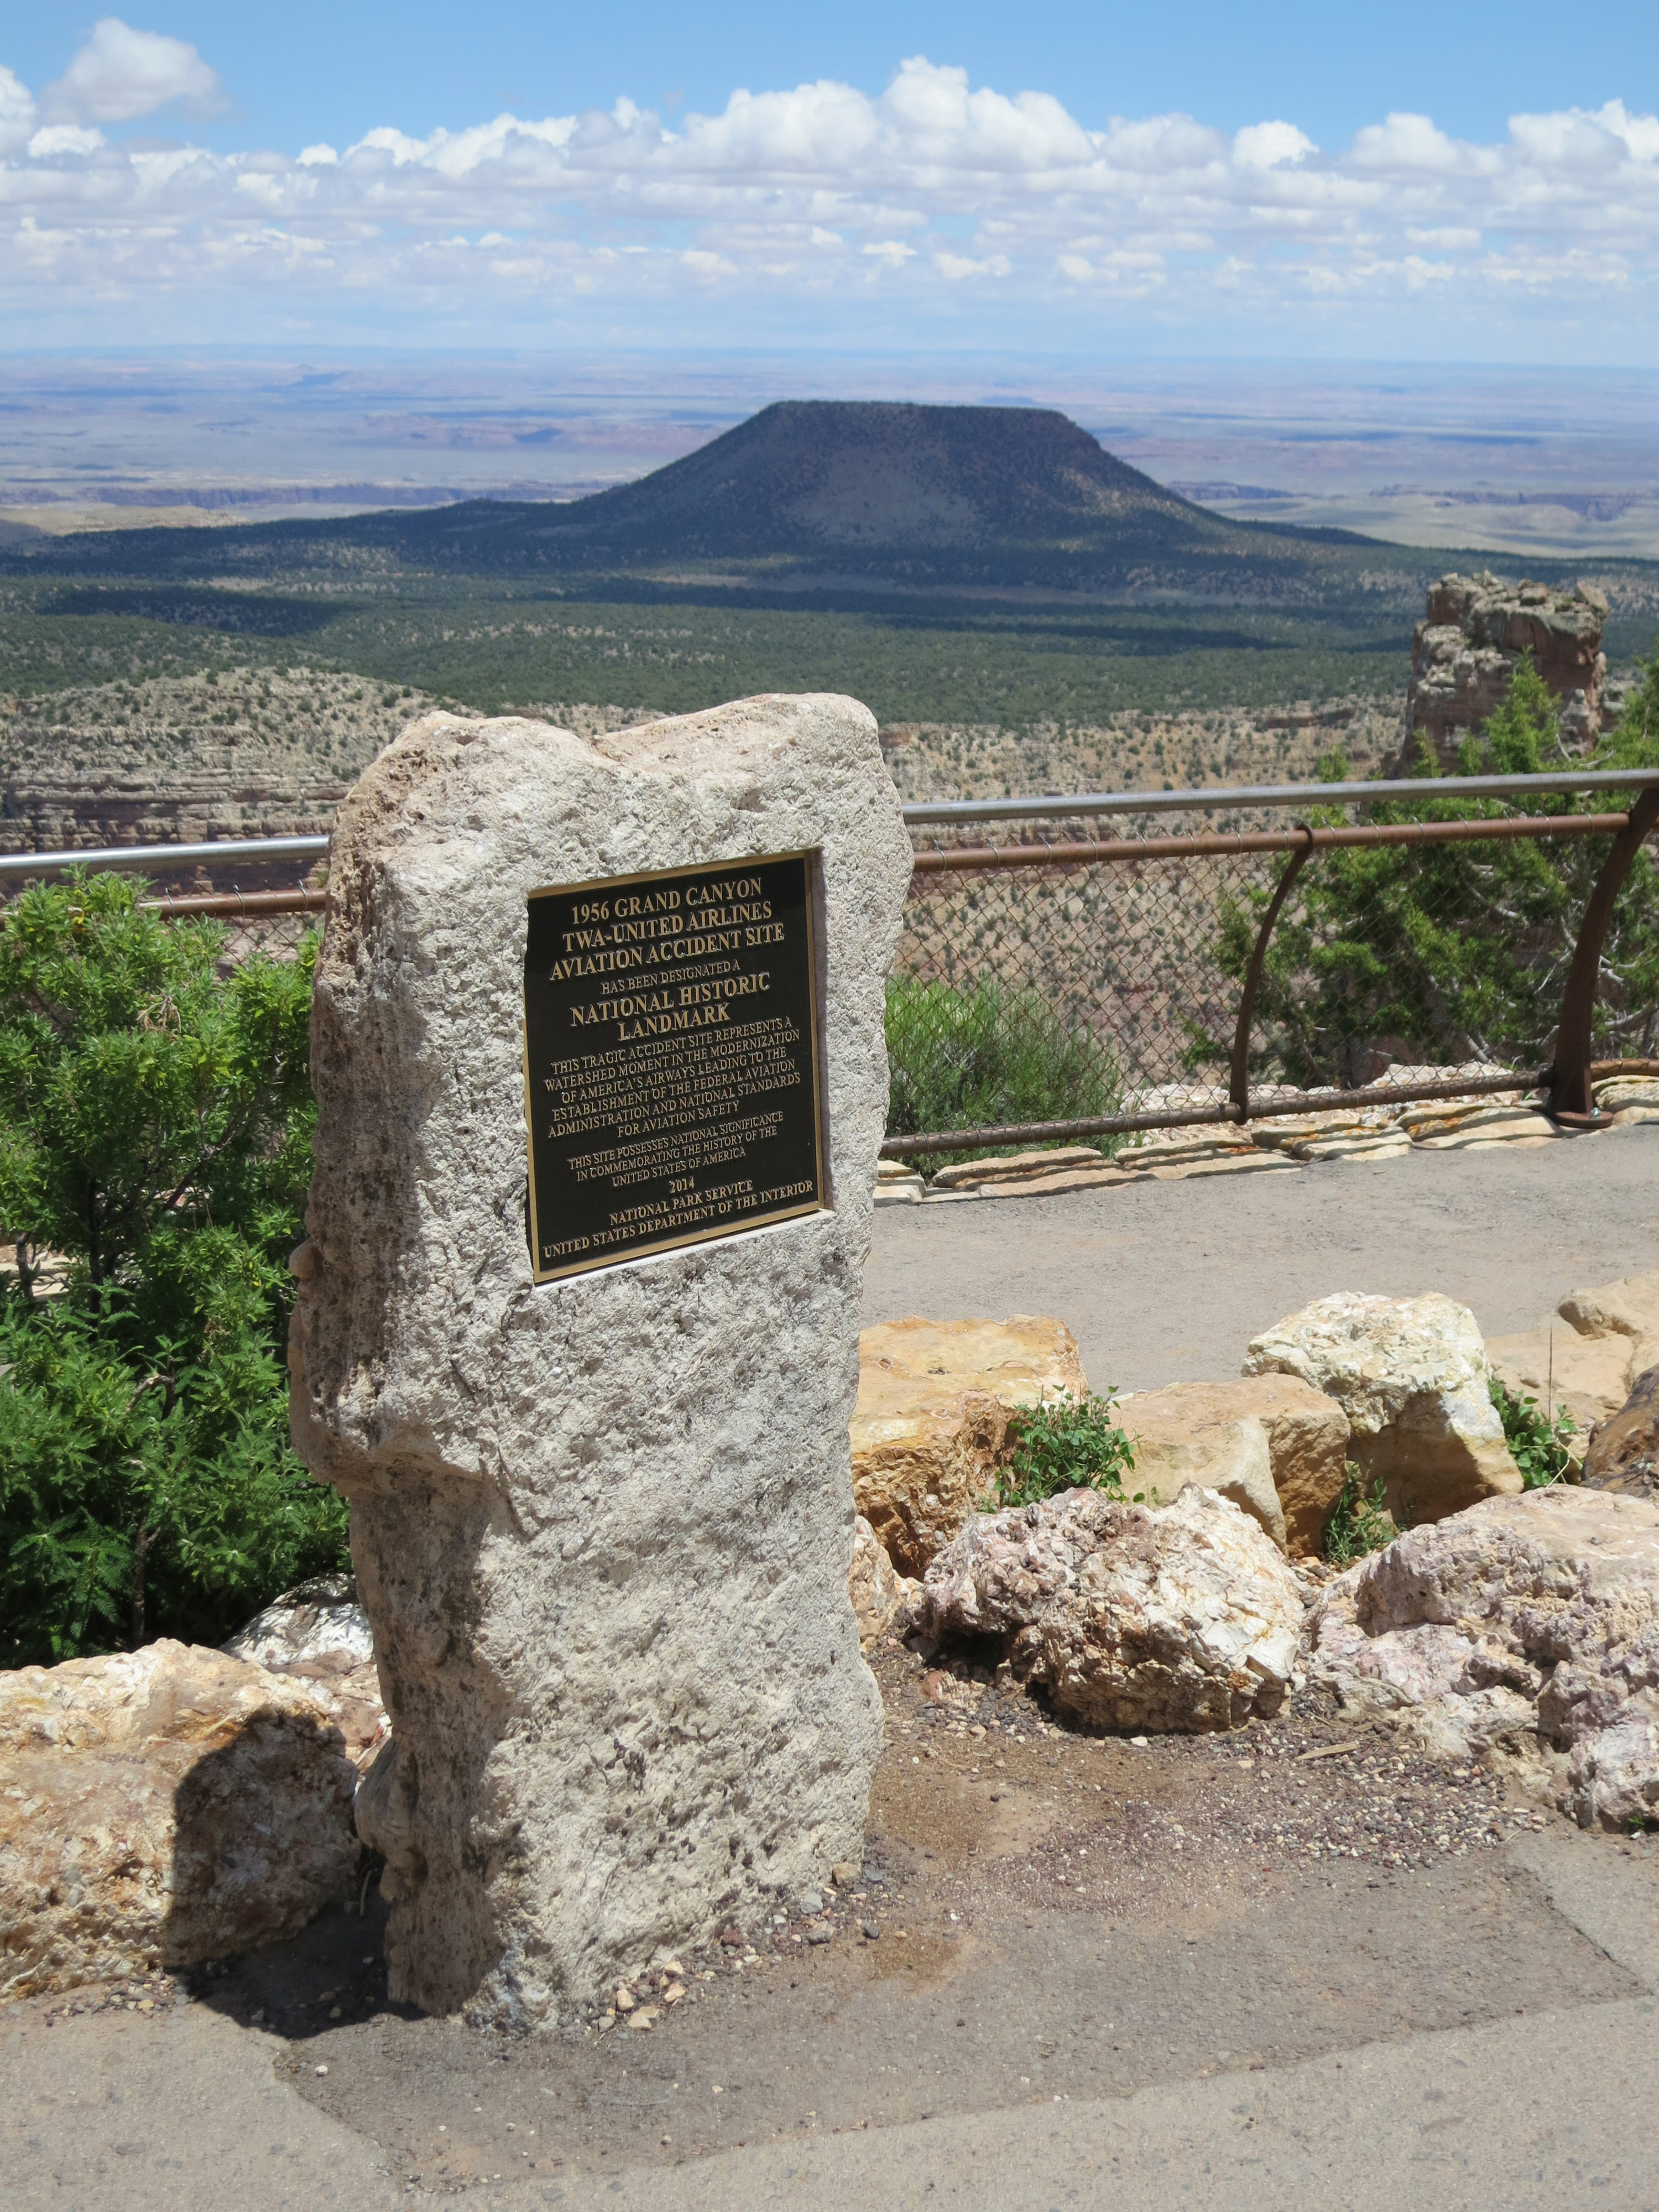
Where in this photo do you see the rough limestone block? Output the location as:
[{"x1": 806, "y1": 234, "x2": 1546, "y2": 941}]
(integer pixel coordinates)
[
  {"x1": 0, "y1": 1642, "x2": 360, "y2": 2003},
  {"x1": 919, "y1": 1485, "x2": 1303, "y2": 1732},
  {"x1": 850, "y1": 1316, "x2": 1088, "y2": 1575},
  {"x1": 930, "y1": 1146, "x2": 1109, "y2": 1191},
  {"x1": 1244, "y1": 1291, "x2": 1521, "y2": 1526},
  {"x1": 1147, "y1": 1152, "x2": 1297, "y2": 1180},
  {"x1": 1308, "y1": 1488, "x2": 1659, "y2": 1828},
  {"x1": 972, "y1": 1166, "x2": 1134, "y2": 1198},
  {"x1": 1297, "y1": 1132, "x2": 1412, "y2": 1162},
  {"x1": 1121, "y1": 1375, "x2": 1350, "y2": 1555},
  {"x1": 289, "y1": 696, "x2": 911, "y2": 2027}
]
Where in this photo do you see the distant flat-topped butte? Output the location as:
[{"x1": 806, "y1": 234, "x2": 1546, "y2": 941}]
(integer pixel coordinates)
[{"x1": 8, "y1": 399, "x2": 1394, "y2": 600}]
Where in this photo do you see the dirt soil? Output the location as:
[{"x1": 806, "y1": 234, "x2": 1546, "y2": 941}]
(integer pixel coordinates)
[{"x1": 28, "y1": 1641, "x2": 1642, "y2": 2198}]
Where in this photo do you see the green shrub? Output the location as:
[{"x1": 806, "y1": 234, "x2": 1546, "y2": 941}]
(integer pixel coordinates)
[
  {"x1": 0, "y1": 870, "x2": 344, "y2": 1667},
  {"x1": 992, "y1": 1389, "x2": 1139, "y2": 1509},
  {"x1": 1490, "y1": 1375, "x2": 1577, "y2": 1490},
  {"x1": 1323, "y1": 1465, "x2": 1397, "y2": 1567},
  {"x1": 885, "y1": 972, "x2": 1120, "y2": 1167}
]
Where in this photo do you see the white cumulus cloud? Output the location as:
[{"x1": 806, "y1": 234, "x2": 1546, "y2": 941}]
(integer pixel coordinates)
[
  {"x1": 0, "y1": 62, "x2": 38, "y2": 156},
  {"x1": 28, "y1": 124, "x2": 108, "y2": 159},
  {"x1": 0, "y1": 53, "x2": 1656, "y2": 351},
  {"x1": 41, "y1": 16, "x2": 226, "y2": 124},
  {"x1": 1233, "y1": 121, "x2": 1316, "y2": 169}
]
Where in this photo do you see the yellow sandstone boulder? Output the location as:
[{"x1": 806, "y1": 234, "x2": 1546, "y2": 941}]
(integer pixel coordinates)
[
  {"x1": 851, "y1": 1316, "x2": 1087, "y2": 1575},
  {"x1": 1487, "y1": 1271, "x2": 1659, "y2": 1461},
  {"x1": 1120, "y1": 1375, "x2": 1352, "y2": 1555}
]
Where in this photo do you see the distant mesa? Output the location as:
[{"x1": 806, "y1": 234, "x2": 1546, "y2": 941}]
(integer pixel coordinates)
[
  {"x1": 528, "y1": 401, "x2": 1206, "y2": 556},
  {"x1": 385, "y1": 400, "x2": 1352, "y2": 585},
  {"x1": 4, "y1": 399, "x2": 1373, "y2": 593}
]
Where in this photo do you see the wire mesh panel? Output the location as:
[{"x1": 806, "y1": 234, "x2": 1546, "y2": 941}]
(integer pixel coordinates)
[
  {"x1": 891, "y1": 797, "x2": 1659, "y2": 1155},
  {"x1": 894, "y1": 842, "x2": 1283, "y2": 1134},
  {"x1": 214, "y1": 908, "x2": 322, "y2": 965},
  {"x1": 142, "y1": 896, "x2": 325, "y2": 969}
]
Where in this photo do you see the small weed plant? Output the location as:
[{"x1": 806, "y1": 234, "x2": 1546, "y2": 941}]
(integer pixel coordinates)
[
  {"x1": 993, "y1": 1389, "x2": 1139, "y2": 1509},
  {"x1": 1323, "y1": 1464, "x2": 1397, "y2": 1567},
  {"x1": 1490, "y1": 1376, "x2": 1577, "y2": 1489}
]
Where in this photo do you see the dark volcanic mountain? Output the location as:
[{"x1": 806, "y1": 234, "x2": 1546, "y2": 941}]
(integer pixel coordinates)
[
  {"x1": 383, "y1": 400, "x2": 1288, "y2": 582},
  {"x1": 8, "y1": 401, "x2": 1369, "y2": 595},
  {"x1": 531, "y1": 401, "x2": 1211, "y2": 557}
]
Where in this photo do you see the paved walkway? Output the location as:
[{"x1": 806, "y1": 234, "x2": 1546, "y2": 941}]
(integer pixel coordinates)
[
  {"x1": 864, "y1": 1120, "x2": 1659, "y2": 1391},
  {"x1": 6, "y1": 1830, "x2": 1658, "y2": 2210}
]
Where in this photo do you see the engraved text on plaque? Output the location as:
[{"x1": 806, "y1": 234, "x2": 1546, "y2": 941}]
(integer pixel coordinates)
[{"x1": 523, "y1": 851, "x2": 826, "y2": 1281}]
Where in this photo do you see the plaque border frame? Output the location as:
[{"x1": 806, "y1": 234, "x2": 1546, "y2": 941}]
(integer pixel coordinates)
[{"x1": 522, "y1": 848, "x2": 828, "y2": 1285}]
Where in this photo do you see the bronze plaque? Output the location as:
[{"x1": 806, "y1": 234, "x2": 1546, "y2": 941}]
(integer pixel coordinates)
[{"x1": 523, "y1": 851, "x2": 827, "y2": 1282}]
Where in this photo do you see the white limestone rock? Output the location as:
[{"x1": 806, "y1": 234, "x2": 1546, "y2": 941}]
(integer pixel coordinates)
[
  {"x1": 289, "y1": 695, "x2": 911, "y2": 2027},
  {"x1": 1307, "y1": 1489, "x2": 1659, "y2": 1829},
  {"x1": 224, "y1": 1575, "x2": 387, "y2": 1770},
  {"x1": 917, "y1": 1484, "x2": 1303, "y2": 1732},
  {"x1": 848, "y1": 1515, "x2": 920, "y2": 1648},
  {"x1": 1244, "y1": 1291, "x2": 1521, "y2": 1525},
  {"x1": 0, "y1": 1641, "x2": 360, "y2": 2002}
]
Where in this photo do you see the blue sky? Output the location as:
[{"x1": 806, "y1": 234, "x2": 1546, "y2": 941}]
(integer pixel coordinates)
[
  {"x1": 3, "y1": 6, "x2": 1658, "y2": 357},
  {"x1": 8, "y1": 1, "x2": 1655, "y2": 152}
]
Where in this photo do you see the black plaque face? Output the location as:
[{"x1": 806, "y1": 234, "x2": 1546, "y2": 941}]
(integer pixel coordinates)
[{"x1": 523, "y1": 851, "x2": 827, "y2": 1282}]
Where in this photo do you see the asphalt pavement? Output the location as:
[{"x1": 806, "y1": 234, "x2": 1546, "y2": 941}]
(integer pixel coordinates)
[
  {"x1": 6, "y1": 1830, "x2": 1657, "y2": 2211},
  {"x1": 863, "y1": 1121, "x2": 1659, "y2": 1391}
]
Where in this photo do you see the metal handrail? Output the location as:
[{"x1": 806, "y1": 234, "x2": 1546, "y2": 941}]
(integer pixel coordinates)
[
  {"x1": 0, "y1": 771, "x2": 1654, "y2": 876},
  {"x1": 0, "y1": 834, "x2": 330, "y2": 880},
  {"x1": 893, "y1": 773, "x2": 1659, "y2": 1152},
  {"x1": 911, "y1": 814, "x2": 1635, "y2": 872},
  {"x1": 901, "y1": 768, "x2": 1659, "y2": 827},
  {"x1": 0, "y1": 797, "x2": 1650, "y2": 1150},
  {"x1": 880, "y1": 1071, "x2": 1546, "y2": 1158}
]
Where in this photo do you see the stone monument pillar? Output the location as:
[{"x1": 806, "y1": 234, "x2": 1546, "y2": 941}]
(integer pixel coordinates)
[{"x1": 289, "y1": 695, "x2": 911, "y2": 2026}]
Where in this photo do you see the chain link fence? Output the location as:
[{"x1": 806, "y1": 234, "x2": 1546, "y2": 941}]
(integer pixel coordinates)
[
  {"x1": 141, "y1": 891, "x2": 326, "y2": 968},
  {"x1": 894, "y1": 832, "x2": 1268, "y2": 1136},
  {"x1": 890, "y1": 773, "x2": 1659, "y2": 1161}
]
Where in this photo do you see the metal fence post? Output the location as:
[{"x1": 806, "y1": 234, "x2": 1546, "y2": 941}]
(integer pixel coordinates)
[
  {"x1": 1550, "y1": 785, "x2": 1659, "y2": 1124},
  {"x1": 1229, "y1": 823, "x2": 1316, "y2": 1124}
]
